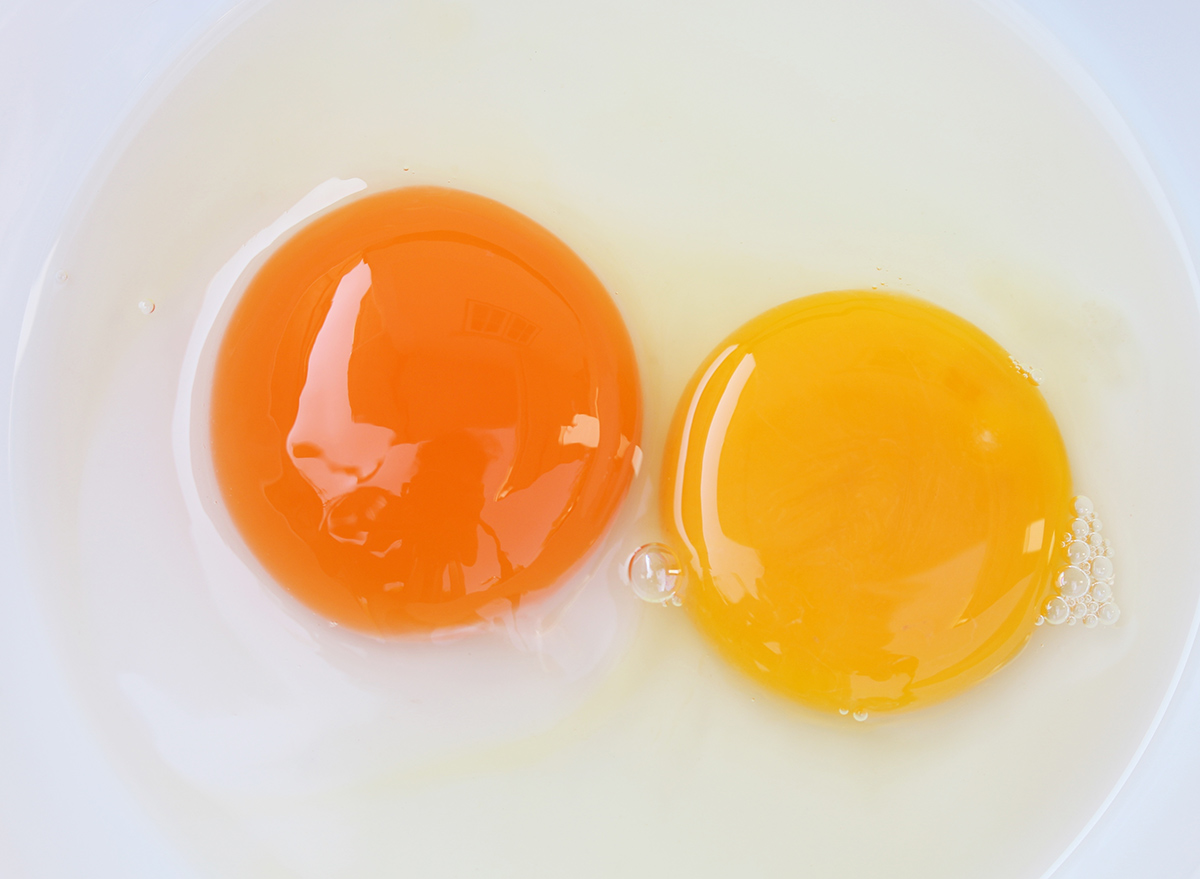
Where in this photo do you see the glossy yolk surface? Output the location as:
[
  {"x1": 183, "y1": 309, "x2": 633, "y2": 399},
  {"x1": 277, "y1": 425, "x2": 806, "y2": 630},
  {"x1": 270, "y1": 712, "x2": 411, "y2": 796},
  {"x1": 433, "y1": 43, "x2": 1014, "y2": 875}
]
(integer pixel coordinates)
[
  {"x1": 663, "y1": 291, "x2": 1072, "y2": 715},
  {"x1": 211, "y1": 187, "x2": 641, "y2": 635}
]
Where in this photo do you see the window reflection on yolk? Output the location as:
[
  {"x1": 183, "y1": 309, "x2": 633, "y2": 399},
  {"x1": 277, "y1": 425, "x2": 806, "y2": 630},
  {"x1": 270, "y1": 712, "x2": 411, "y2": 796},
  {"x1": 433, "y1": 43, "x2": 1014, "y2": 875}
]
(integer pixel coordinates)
[
  {"x1": 663, "y1": 291, "x2": 1072, "y2": 715},
  {"x1": 211, "y1": 187, "x2": 641, "y2": 635}
]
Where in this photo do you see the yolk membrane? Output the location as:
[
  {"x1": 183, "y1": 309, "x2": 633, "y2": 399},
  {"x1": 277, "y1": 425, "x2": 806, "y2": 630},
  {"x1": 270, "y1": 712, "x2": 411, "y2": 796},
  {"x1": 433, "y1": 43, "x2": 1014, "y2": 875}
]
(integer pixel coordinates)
[
  {"x1": 663, "y1": 291, "x2": 1072, "y2": 715},
  {"x1": 211, "y1": 186, "x2": 641, "y2": 635}
]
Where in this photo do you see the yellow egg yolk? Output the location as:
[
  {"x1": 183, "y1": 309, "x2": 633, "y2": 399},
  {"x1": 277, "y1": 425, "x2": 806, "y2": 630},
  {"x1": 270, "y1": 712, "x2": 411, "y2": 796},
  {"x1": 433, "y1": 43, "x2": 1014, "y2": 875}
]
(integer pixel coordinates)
[
  {"x1": 211, "y1": 187, "x2": 641, "y2": 636},
  {"x1": 663, "y1": 291, "x2": 1072, "y2": 715}
]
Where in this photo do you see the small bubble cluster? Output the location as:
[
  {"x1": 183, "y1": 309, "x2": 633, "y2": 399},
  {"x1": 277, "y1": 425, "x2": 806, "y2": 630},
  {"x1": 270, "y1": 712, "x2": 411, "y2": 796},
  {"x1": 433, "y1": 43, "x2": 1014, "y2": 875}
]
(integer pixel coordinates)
[
  {"x1": 1039, "y1": 495, "x2": 1120, "y2": 629},
  {"x1": 835, "y1": 707, "x2": 871, "y2": 722},
  {"x1": 1009, "y1": 355, "x2": 1044, "y2": 386}
]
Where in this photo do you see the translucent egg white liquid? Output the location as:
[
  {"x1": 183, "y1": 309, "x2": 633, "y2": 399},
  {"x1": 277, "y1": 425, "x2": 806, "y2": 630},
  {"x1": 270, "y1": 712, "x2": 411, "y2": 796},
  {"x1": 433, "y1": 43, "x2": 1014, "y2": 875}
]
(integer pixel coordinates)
[{"x1": 11, "y1": 0, "x2": 1200, "y2": 876}]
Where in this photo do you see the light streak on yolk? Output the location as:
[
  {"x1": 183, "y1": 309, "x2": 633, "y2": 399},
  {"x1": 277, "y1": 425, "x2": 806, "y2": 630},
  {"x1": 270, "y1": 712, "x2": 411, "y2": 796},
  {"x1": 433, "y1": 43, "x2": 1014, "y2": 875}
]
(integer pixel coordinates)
[
  {"x1": 211, "y1": 187, "x2": 641, "y2": 635},
  {"x1": 663, "y1": 291, "x2": 1072, "y2": 715}
]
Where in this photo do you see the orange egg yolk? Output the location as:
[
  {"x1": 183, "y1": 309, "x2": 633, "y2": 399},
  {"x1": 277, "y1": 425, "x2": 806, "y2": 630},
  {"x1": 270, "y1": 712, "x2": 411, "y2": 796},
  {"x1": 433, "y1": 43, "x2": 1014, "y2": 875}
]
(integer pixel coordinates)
[
  {"x1": 211, "y1": 187, "x2": 641, "y2": 635},
  {"x1": 663, "y1": 291, "x2": 1072, "y2": 715}
]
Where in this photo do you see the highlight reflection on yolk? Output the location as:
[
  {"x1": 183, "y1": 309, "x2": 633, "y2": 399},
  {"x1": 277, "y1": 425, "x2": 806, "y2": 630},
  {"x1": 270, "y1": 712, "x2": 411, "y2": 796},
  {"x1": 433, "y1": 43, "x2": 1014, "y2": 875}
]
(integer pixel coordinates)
[
  {"x1": 211, "y1": 187, "x2": 640, "y2": 635},
  {"x1": 663, "y1": 291, "x2": 1072, "y2": 715}
]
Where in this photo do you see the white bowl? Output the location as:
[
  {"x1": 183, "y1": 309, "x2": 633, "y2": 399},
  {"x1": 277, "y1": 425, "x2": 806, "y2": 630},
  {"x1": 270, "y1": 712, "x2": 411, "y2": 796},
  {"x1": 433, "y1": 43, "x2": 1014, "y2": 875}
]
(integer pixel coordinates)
[{"x1": 1, "y1": 1, "x2": 1198, "y2": 876}]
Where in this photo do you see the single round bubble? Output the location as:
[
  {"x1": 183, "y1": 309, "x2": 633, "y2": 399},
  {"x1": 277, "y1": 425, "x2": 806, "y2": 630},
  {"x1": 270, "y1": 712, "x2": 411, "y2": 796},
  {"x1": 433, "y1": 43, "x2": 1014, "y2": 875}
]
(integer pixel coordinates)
[
  {"x1": 852, "y1": 710, "x2": 869, "y2": 722},
  {"x1": 1091, "y1": 556, "x2": 1114, "y2": 581},
  {"x1": 1070, "y1": 601, "x2": 1088, "y2": 619},
  {"x1": 137, "y1": 299, "x2": 155, "y2": 315},
  {"x1": 1091, "y1": 581, "x2": 1113, "y2": 603},
  {"x1": 1066, "y1": 540, "x2": 1090, "y2": 565},
  {"x1": 1083, "y1": 614, "x2": 1098, "y2": 628},
  {"x1": 1090, "y1": 517, "x2": 1103, "y2": 532},
  {"x1": 1071, "y1": 518, "x2": 1090, "y2": 539},
  {"x1": 1044, "y1": 596, "x2": 1070, "y2": 626},
  {"x1": 1098, "y1": 602, "x2": 1121, "y2": 625},
  {"x1": 627, "y1": 544, "x2": 685, "y2": 606},
  {"x1": 1058, "y1": 565, "x2": 1090, "y2": 597},
  {"x1": 1088, "y1": 532, "x2": 1105, "y2": 547},
  {"x1": 1073, "y1": 495, "x2": 1094, "y2": 517}
]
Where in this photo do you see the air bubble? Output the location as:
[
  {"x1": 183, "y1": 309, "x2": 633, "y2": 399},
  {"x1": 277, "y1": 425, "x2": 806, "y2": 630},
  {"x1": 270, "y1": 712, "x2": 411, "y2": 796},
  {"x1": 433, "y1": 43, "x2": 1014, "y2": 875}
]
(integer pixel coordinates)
[
  {"x1": 138, "y1": 299, "x2": 156, "y2": 315},
  {"x1": 1073, "y1": 496, "x2": 1094, "y2": 517},
  {"x1": 626, "y1": 543, "x2": 685, "y2": 606},
  {"x1": 1070, "y1": 602, "x2": 1087, "y2": 619},
  {"x1": 1066, "y1": 541, "x2": 1090, "y2": 565},
  {"x1": 1045, "y1": 596, "x2": 1069, "y2": 625},
  {"x1": 1088, "y1": 532, "x2": 1104, "y2": 547},
  {"x1": 838, "y1": 708, "x2": 849, "y2": 716},
  {"x1": 1071, "y1": 518, "x2": 1090, "y2": 539},
  {"x1": 852, "y1": 710, "x2": 869, "y2": 722},
  {"x1": 1090, "y1": 556, "x2": 1113, "y2": 581},
  {"x1": 1010, "y1": 356, "x2": 1043, "y2": 385},
  {"x1": 55, "y1": 270, "x2": 68, "y2": 282},
  {"x1": 1090, "y1": 518, "x2": 1103, "y2": 532},
  {"x1": 1083, "y1": 614, "x2": 1098, "y2": 628},
  {"x1": 1058, "y1": 566, "x2": 1090, "y2": 598},
  {"x1": 1098, "y1": 603, "x2": 1121, "y2": 625},
  {"x1": 1035, "y1": 615, "x2": 1045, "y2": 626},
  {"x1": 1091, "y1": 581, "x2": 1112, "y2": 603}
]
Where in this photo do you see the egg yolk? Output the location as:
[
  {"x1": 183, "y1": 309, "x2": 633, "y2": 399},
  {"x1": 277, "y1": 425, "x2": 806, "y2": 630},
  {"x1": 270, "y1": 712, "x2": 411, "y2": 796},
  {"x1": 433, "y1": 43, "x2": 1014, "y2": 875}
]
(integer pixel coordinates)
[
  {"x1": 211, "y1": 187, "x2": 641, "y2": 635},
  {"x1": 663, "y1": 291, "x2": 1072, "y2": 715}
]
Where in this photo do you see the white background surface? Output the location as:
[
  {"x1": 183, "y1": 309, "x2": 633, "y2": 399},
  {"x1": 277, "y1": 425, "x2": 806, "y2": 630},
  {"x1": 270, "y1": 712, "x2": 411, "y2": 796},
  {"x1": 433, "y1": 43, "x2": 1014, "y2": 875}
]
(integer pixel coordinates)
[
  {"x1": 1011, "y1": 4, "x2": 1200, "y2": 877},
  {"x1": 0, "y1": 1, "x2": 1197, "y2": 876}
]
